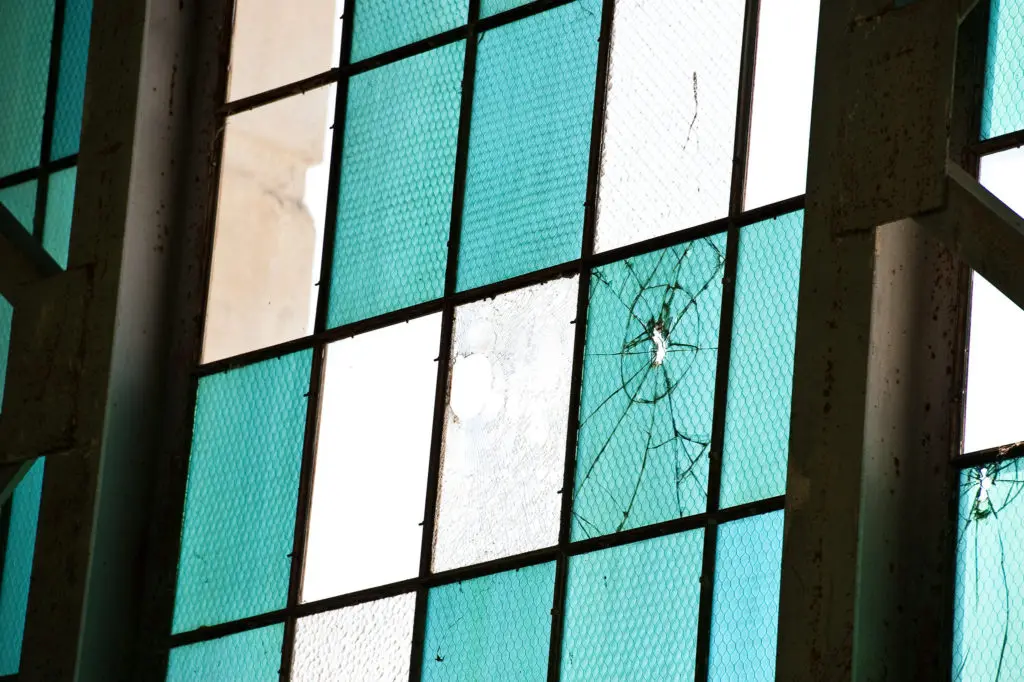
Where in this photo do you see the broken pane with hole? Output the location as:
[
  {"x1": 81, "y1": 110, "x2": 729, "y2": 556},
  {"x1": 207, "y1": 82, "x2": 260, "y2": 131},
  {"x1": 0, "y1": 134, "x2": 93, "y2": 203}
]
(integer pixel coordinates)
[
  {"x1": 302, "y1": 315, "x2": 440, "y2": 603},
  {"x1": 433, "y1": 277, "x2": 577, "y2": 571},
  {"x1": 167, "y1": 624, "x2": 283, "y2": 682},
  {"x1": 573, "y1": 236, "x2": 725, "y2": 540}
]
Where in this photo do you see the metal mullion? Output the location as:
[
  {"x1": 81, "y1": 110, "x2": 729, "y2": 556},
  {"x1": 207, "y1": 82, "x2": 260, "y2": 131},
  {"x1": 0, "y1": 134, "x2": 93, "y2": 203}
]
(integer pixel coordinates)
[
  {"x1": 0, "y1": 156, "x2": 78, "y2": 194},
  {"x1": 33, "y1": 0, "x2": 69, "y2": 245}
]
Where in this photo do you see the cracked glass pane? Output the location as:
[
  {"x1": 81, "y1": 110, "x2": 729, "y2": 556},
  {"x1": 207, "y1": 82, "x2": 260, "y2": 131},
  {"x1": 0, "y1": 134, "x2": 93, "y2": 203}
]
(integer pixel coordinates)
[
  {"x1": 433, "y1": 277, "x2": 577, "y2": 571},
  {"x1": 0, "y1": 459, "x2": 44, "y2": 676},
  {"x1": 953, "y1": 457, "x2": 1024, "y2": 679},
  {"x1": 351, "y1": 0, "x2": 469, "y2": 62},
  {"x1": 167, "y1": 624, "x2": 283, "y2": 681},
  {"x1": 0, "y1": 0, "x2": 53, "y2": 178},
  {"x1": 573, "y1": 236, "x2": 726, "y2": 540},
  {"x1": 51, "y1": 0, "x2": 92, "y2": 159},
  {"x1": 0, "y1": 295, "x2": 11, "y2": 411},
  {"x1": 292, "y1": 593, "x2": 415, "y2": 682},
  {"x1": 0, "y1": 181, "x2": 37, "y2": 236},
  {"x1": 422, "y1": 562, "x2": 555, "y2": 682},
  {"x1": 981, "y1": 0, "x2": 1024, "y2": 139},
  {"x1": 302, "y1": 315, "x2": 440, "y2": 603},
  {"x1": 594, "y1": 0, "x2": 744, "y2": 253}
]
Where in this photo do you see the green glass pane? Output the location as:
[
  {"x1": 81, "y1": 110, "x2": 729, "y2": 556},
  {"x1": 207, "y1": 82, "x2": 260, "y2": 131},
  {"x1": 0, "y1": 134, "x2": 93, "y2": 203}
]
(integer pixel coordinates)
[
  {"x1": 172, "y1": 350, "x2": 311, "y2": 633},
  {"x1": 166, "y1": 624, "x2": 283, "y2": 682},
  {"x1": 457, "y1": 0, "x2": 602, "y2": 291},
  {"x1": 953, "y1": 458, "x2": 1024, "y2": 680},
  {"x1": 0, "y1": 181, "x2": 37, "y2": 236},
  {"x1": 422, "y1": 562, "x2": 555, "y2": 682},
  {"x1": 0, "y1": 0, "x2": 54, "y2": 177},
  {"x1": 51, "y1": 0, "x2": 92, "y2": 159},
  {"x1": 981, "y1": 0, "x2": 1024, "y2": 139},
  {"x1": 480, "y1": 0, "x2": 534, "y2": 18},
  {"x1": 709, "y1": 511, "x2": 784, "y2": 682},
  {"x1": 0, "y1": 295, "x2": 11, "y2": 411},
  {"x1": 351, "y1": 0, "x2": 468, "y2": 62},
  {"x1": 562, "y1": 529, "x2": 704, "y2": 681},
  {"x1": 44, "y1": 167, "x2": 76, "y2": 268},
  {"x1": 573, "y1": 237, "x2": 726, "y2": 540},
  {"x1": 0, "y1": 459, "x2": 45, "y2": 676},
  {"x1": 721, "y1": 212, "x2": 803, "y2": 508},
  {"x1": 328, "y1": 42, "x2": 464, "y2": 328}
]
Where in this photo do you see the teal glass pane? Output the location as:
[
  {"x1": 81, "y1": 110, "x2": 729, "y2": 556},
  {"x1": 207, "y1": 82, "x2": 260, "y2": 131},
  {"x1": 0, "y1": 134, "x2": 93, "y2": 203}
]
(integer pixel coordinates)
[
  {"x1": 328, "y1": 43, "x2": 464, "y2": 328},
  {"x1": 562, "y1": 529, "x2": 704, "y2": 681},
  {"x1": 172, "y1": 350, "x2": 311, "y2": 633},
  {"x1": 709, "y1": 511, "x2": 784, "y2": 682},
  {"x1": 981, "y1": 0, "x2": 1024, "y2": 139},
  {"x1": 721, "y1": 212, "x2": 803, "y2": 508},
  {"x1": 166, "y1": 624, "x2": 284, "y2": 682},
  {"x1": 953, "y1": 458, "x2": 1024, "y2": 680},
  {"x1": 0, "y1": 0, "x2": 54, "y2": 177},
  {"x1": 480, "y1": 0, "x2": 534, "y2": 18},
  {"x1": 457, "y1": 0, "x2": 602, "y2": 292},
  {"x1": 51, "y1": 0, "x2": 93, "y2": 159},
  {"x1": 0, "y1": 181, "x2": 37, "y2": 235},
  {"x1": 422, "y1": 562, "x2": 555, "y2": 682},
  {"x1": 0, "y1": 295, "x2": 12, "y2": 411},
  {"x1": 573, "y1": 237, "x2": 726, "y2": 540},
  {"x1": 44, "y1": 167, "x2": 76, "y2": 268},
  {"x1": 351, "y1": 0, "x2": 469, "y2": 62},
  {"x1": 0, "y1": 459, "x2": 45, "y2": 676}
]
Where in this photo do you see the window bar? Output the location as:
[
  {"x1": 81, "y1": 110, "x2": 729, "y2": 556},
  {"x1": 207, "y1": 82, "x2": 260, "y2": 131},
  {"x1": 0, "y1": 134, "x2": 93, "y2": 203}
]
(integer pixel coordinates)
[
  {"x1": 0, "y1": 156, "x2": 78, "y2": 195},
  {"x1": 33, "y1": 0, "x2": 69, "y2": 246}
]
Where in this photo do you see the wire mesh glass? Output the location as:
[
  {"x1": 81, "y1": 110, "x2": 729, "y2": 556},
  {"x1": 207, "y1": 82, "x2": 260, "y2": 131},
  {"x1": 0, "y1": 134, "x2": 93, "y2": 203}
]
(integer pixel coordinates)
[{"x1": 981, "y1": 0, "x2": 1024, "y2": 139}]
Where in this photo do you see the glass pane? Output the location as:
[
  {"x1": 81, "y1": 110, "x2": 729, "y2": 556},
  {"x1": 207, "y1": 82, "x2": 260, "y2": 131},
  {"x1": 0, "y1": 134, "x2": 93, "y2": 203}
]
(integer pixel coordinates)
[
  {"x1": 0, "y1": 459, "x2": 44, "y2": 676},
  {"x1": 433, "y1": 277, "x2": 577, "y2": 570},
  {"x1": 293, "y1": 594, "x2": 415, "y2": 682},
  {"x1": 981, "y1": 0, "x2": 1024, "y2": 139},
  {"x1": 166, "y1": 624, "x2": 284, "y2": 682},
  {"x1": 953, "y1": 458, "x2": 1024, "y2": 679},
  {"x1": 172, "y1": 351, "x2": 311, "y2": 633},
  {"x1": 302, "y1": 315, "x2": 440, "y2": 603},
  {"x1": 0, "y1": 295, "x2": 11, "y2": 411},
  {"x1": 744, "y1": 0, "x2": 819, "y2": 209},
  {"x1": 0, "y1": 181, "x2": 37, "y2": 236},
  {"x1": 594, "y1": 0, "x2": 745, "y2": 253},
  {"x1": 0, "y1": 0, "x2": 53, "y2": 178},
  {"x1": 721, "y1": 212, "x2": 803, "y2": 507},
  {"x1": 573, "y1": 237, "x2": 726, "y2": 540},
  {"x1": 709, "y1": 511, "x2": 784, "y2": 682},
  {"x1": 422, "y1": 562, "x2": 555, "y2": 682},
  {"x1": 44, "y1": 167, "x2": 76, "y2": 268},
  {"x1": 227, "y1": 0, "x2": 343, "y2": 102},
  {"x1": 457, "y1": 0, "x2": 602, "y2": 291},
  {"x1": 203, "y1": 86, "x2": 335, "y2": 362},
  {"x1": 562, "y1": 529, "x2": 704, "y2": 681},
  {"x1": 328, "y1": 43, "x2": 464, "y2": 328},
  {"x1": 350, "y1": 0, "x2": 468, "y2": 63},
  {"x1": 480, "y1": 0, "x2": 534, "y2": 18},
  {"x1": 51, "y1": 0, "x2": 92, "y2": 159}
]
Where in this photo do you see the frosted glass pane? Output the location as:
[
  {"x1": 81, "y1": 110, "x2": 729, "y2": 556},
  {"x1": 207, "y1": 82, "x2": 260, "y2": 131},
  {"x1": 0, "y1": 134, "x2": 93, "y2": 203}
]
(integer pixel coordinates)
[
  {"x1": 573, "y1": 237, "x2": 726, "y2": 540},
  {"x1": 562, "y1": 529, "x2": 704, "y2": 681},
  {"x1": 166, "y1": 624, "x2": 283, "y2": 682},
  {"x1": 44, "y1": 167, "x2": 76, "y2": 268},
  {"x1": 981, "y1": 0, "x2": 1024, "y2": 139},
  {"x1": 0, "y1": 459, "x2": 44, "y2": 676},
  {"x1": 51, "y1": 0, "x2": 92, "y2": 159},
  {"x1": 744, "y1": 0, "x2": 819, "y2": 209},
  {"x1": 293, "y1": 594, "x2": 415, "y2": 682},
  {"x1": 0, "y1": 296, "x2": 11, "y2": 411},
  {"x1": 0, "y1": 181, "x2": 37, "y2": 235},
  {"x1": 480, "y1": 0, "x2": 534, "y2": 18},
  {"x1": 457, "y1": 0, "x2": 602, "y2": 291},
  {"x1": 351, "y1": 0, "x2": 469, "y2": 62},
  {"x1": 595, "y1": 0, "x2": 745, "y2": 252},
  {"x1": 433, "y1": 277, "x2": 577, "y2": 570},
  {"x1": 173, "y1": 351, "x2": 311, "y2": 633},
  {"x1": 422, "y1": 562, "x2": 555, "y2": 682},
  {"x1": 302, "y1": 315, "x2": 440, "y2": 602},
  {"x1": 0, "y1": 0, "x2": 53, "y2": 178}
]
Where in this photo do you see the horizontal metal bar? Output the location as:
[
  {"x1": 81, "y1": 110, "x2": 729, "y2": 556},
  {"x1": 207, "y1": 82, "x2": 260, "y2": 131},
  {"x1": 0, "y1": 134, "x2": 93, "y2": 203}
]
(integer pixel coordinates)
[
  {"x1": 971, "y1": 128, "x2": 1024, "y2": 157},
  {"x1": 956, "y1": 441, "x2": 1024, "y2": 469},
  {"x1": 0, "y1": 155, "x2": 79, "y2": 192},
  {"x1": 221, "y1": 69, "x2": 341, "y2": 117}
]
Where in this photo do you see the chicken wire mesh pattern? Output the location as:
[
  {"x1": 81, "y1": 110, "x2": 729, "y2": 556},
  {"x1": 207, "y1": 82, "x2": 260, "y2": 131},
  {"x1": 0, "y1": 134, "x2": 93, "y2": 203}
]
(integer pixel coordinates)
[
  {"x1": 0, "y1": 459, "x2": 44, "y2": 676},
  {"x1": 0, "y1": 182, "x2": 37, "y2": 236},
  {"x1": 561, "y1": 528, "x2": 705, "y2": 681},
  {"x1": 0, "y1": 0, "x2": 54, "y2": 178},
  {"x1": 456, "y1": 0, "x2": 602, "y2": 292},
  {"x1": 480, "y1": 0, "x2": 535, "y2": 18},
  {"x1": 981, "y1": 0, "x2": 1024, "y2": 139},
  {"x1": 166, "y1": 624, "x2": 284, "y2": 682},
  {"x1": 350, "y1": 0, "x2": 469, "y2": 62},
  {"x1": 328, "y1": 42, "x2": 465, "y2": 328},
  {"x1": 0, "y1": 295, "x2": 12, "y2": 410},
  {"x1": 421, "y1": 562, "x2": 556, "y2": 682},
  {"x1": 720, "y1": 212, "x2": 803, "y2": 508},
  {"x1": 573, "y1": 236, "x2": 726, "y2": 540},
  {"x1": 292, "y1": 593, "x2": 416, "y2": 682},
  {"x1": 172, "y1": 350, "x2": 312, "y2": 634},
  {"x1": 51, "y1": 0, "x2": 93, "y2": 159},
  {"x1": 708, "y1": 511, "x2": 784, "y2": 682}
]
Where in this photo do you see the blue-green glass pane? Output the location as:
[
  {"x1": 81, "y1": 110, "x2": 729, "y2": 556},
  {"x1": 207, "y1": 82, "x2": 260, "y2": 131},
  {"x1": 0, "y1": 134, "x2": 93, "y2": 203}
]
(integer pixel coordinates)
[
  {"x1": 0, "y1": 459, "x2": 45, "y2": 676},
  {"x1": 422, "y1": 562, "x2": 555, "y2": 682},
  {"x1": 351, "y1": 0, "x2": 468, "y2": 62},
  {"x1": 562, "y1": 529, "x2": 704, "y2": 681},
  {"x1": 0, "y1": 295, "x2": 11, "y2": 410},
  {"x1": 457, "y1": 0, "x2": 602, "y2": 291},
  {"x1": 44, "y1": 167, "x2": 76, "y2": 268},
  {"x1": 709, "y1": 511, "x2": 784, "y2": 682},
  {"x1": 0, "y1": 181, "x2": 37, "y2": 235},
  {"x1": 721, "y1": 212, "x2": 803, "y2": 508},
  {"x1": 573, "y1": 237, "x2": 726, "y2": 540},
  {"x1": 328, "y1": 43, "x2": 464, "y2": 328},
  {"x1": 167, "y1": 624, "x2": 283, "y2": 682},
  {"x1": 0, "y1": 0, "x2": 54, "y2": 177},
  {"x1": 982, "y1": 0, "x2": 1024, "y2": 139},
  {"x1": 51, "y1": 0, "x2": 92, "y2": 159},
  {"x1": 480, "y1": 0, "x2": 534, "y2": 18},
  {"x1": 953, "y1": 458, "x2": 1024, "y2": 680},
  {"x1": 172, "y1": 351, "x2": 311, "y2": 633}
]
